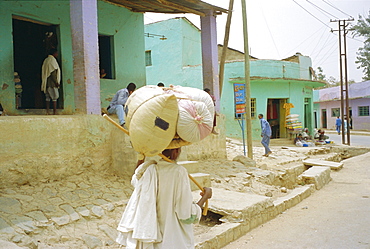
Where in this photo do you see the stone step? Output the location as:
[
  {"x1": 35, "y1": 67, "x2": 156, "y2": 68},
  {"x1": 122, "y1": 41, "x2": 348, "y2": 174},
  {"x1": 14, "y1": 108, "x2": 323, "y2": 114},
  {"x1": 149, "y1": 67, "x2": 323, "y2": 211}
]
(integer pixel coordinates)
[
  {"x1": 299, "y1": 166, "x2": 332, "y2": 190},
  {"x1": 193, "y1": 185, "x2": 315, "y2": 249},
  {"x1": 189, "y1": 173, "x2": 211, "y2": 192},
  {"x1": 303, "y1": 158, "x2": 343, "y2": 171},
  {"x1": 178, "y1": 161, "x2": 200, "y2": 174}
]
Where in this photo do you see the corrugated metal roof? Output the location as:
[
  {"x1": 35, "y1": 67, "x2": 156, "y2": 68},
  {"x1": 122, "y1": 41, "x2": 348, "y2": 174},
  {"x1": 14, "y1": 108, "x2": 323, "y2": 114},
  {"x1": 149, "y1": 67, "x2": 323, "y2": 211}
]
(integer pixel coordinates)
[{"x1": 104, "y1": 0, "x2": 227, "y2": 16}]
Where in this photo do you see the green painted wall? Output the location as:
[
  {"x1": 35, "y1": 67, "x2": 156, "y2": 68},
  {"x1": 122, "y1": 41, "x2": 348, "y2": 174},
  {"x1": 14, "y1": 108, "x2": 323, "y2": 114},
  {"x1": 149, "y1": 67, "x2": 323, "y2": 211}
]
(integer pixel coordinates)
[
  {"x1": 98, "y1": 1, "x2": 146, "y2": 108},
  {"x1": 0, "y1": 0, "x2": 146, "y2": 114},
  {"x1": 0, "y1": 0, "x2": 74, "y2": 114},
  {"x1": 145, "y1": 18, "x2": 202, "y2": 87}
]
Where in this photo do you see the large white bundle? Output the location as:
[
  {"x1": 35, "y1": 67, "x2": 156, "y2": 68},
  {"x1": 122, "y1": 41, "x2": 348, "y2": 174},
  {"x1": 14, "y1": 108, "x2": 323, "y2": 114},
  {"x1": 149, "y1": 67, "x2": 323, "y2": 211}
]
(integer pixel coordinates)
[
  {"x1": 125, "y1": 85, "x2": 164, "y2": 129},
  {"x1": 129, "y1": 94, "x2": 178, "y2": 157},
  {"x1": 171, "y1": 86, "x2": 215, "y2": 116},
  {"x1": 176, "y1": 99, "x2": 213, "y2": 142}
]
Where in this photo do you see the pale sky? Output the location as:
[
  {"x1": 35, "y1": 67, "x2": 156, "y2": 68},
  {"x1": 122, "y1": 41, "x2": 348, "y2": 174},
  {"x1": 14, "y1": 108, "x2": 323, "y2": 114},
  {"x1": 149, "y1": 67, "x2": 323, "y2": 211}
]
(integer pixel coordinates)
[{"x1": 144, "y1": 0, "x2": 370, "y2": 82}]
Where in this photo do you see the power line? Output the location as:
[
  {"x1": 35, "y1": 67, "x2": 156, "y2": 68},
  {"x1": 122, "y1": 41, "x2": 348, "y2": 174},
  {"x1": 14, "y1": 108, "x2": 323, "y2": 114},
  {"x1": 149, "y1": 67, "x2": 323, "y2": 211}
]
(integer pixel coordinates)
[
  {"x1": 306, "y1": 0, "x2": 339, "y2": 19},
  {"x1": 260, "y1": 5, "x2": 281, "y2": 58},
  {"x1": 322, "y1": 0, "x2": 353, "y2": 18},
  {"x1": 292, "y1": 0, "x2": 332, "y2": 29}
]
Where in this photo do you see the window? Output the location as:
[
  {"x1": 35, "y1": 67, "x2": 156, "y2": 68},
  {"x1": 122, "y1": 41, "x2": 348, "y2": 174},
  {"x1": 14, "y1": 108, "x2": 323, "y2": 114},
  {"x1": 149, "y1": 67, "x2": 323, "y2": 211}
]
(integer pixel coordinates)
[
  {"x1": 145, "y1": 50, "x2": 152, "y2": 66},
  {"x1": 98, "y1": 35, "x2": 115, "y2": 79},
  {"x1": 235, "y1": 98, "x2": 256, "y2": 119},
  {"x1": 331, "y1": 108, "x2": 340, "y2": 117},
  {"x1": 251, "y1": 98, "x2": 256, "y2": 118},
  {"x1": 358, "y1": 106, "x2": 369, "y2": 116}
]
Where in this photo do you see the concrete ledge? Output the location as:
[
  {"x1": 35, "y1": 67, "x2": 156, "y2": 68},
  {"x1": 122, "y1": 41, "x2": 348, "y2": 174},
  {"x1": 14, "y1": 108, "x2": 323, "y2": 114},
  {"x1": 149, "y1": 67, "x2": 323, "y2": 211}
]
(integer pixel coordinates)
[
  {"x1": 299, "y1": 166, "x2": 332, "y2": 190},
  {"x1": 178, "y1": 161, "x2": 200, "y2": 174},
  {"x1": 303, "y1": 158, "x2": 343, "y2": 171},
  {"x1": 195, "y1": 185, "x2": 315, "y2": 249},
  {"x1": 190, "y1": 173, "x2": 211, "y2": 191}
]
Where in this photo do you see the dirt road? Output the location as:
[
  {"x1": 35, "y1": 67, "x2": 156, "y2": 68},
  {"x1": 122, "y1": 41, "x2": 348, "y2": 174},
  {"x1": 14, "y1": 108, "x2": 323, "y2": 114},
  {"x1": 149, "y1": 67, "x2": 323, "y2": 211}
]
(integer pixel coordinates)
[{"x1": 223, "y1": 151, "x2": 370, "y2": 249}]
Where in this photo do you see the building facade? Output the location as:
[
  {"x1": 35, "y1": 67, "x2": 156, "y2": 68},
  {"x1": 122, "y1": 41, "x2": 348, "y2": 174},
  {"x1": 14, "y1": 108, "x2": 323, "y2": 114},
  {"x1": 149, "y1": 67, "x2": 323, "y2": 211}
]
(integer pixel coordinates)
[
  {"x1": 145, "y1": 18, "x2": 324, "y2": 140},
  {"x1": 313, "y1": 81, "x2": 370, "y2": 131}
]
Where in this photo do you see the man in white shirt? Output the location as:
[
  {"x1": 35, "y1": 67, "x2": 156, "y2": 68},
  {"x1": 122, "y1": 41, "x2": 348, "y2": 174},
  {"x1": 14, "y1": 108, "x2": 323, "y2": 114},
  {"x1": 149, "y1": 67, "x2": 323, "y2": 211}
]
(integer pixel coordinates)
[{"x1": 41, "y1": 48, "x2": 60, "y2": 115}]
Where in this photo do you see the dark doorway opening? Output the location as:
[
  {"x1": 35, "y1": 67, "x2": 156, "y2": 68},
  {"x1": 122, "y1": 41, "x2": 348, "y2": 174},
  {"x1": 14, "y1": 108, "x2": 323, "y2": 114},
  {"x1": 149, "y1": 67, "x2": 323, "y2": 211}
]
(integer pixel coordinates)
[
  {"x1": 12, "y1": 17, "x2": 63, "y2": 110},
  {"x1": 267, "y1": 98, "x2": 286, "y2": 139},
  {"x1": 322, "y1": 109, "x2": 327, "y2": 128}
]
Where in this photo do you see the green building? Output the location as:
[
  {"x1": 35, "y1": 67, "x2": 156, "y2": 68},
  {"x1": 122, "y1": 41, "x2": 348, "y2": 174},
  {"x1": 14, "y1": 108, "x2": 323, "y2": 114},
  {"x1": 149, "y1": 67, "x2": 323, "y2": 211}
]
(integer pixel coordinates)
[{"x1": 145, "y1": 17, "x2": 324, "y2": 140}]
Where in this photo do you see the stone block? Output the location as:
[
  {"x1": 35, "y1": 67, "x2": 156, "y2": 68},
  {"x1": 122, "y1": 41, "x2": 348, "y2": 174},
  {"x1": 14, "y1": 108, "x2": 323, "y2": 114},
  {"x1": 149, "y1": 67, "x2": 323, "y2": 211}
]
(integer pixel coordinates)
[
  {"x1": 303, "y1": 159, "x2": 343, "y2": 170},
  {"x1": 189, "y1": 173, "x2": 211, "y2": 191},
  {"x1": 178, "y1": 161, "x2": 200, "y2": 173},
  {"x1": 300, "y1": 166, "x2": 331, "y2": 190}
]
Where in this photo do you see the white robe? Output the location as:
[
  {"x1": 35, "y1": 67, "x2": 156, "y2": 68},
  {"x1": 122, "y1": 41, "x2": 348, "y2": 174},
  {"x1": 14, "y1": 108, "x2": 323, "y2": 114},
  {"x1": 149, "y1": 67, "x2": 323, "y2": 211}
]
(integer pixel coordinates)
[
  {"x1": 41, "y1": 55, "x2": 60, "y2": 93},
  {"x1": 116, "y1": 160, "x2": 201, "y2": 249}
]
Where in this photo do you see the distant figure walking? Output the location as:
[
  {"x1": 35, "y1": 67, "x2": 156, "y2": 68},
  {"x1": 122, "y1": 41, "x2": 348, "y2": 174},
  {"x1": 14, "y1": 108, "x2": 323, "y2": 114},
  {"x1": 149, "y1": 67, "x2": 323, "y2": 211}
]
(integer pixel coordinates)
[
  {"x1": 258, "y1": 114, "x2": 272, "y2": 157},
  {"x1": 335, "y1": 116, "x2": 342, "y2": 135}
]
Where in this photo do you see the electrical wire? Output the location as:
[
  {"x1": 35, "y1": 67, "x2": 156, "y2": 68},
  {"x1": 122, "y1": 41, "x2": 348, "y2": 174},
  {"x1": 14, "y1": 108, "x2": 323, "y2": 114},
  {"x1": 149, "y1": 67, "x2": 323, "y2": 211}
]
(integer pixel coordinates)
[
  {"x1": 322, "y1": 0, "x2": 353, "y2": 19},
  {"x1": 260, "y1": 5, "x2": 281, "y2": 58},
  {"x1": 292, "y1": 0, "x2": 332, "y2": 29},
  {"x1": 306, "y1": 0, "x2": 339, "y2": 19}
]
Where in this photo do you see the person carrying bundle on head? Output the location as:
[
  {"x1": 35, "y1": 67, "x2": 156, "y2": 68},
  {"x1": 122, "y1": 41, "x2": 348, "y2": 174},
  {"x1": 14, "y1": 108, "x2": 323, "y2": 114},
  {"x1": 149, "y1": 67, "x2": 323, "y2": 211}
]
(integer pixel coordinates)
[{"x1": 116, "y1": 147, "x2": 212, "y2": 249}]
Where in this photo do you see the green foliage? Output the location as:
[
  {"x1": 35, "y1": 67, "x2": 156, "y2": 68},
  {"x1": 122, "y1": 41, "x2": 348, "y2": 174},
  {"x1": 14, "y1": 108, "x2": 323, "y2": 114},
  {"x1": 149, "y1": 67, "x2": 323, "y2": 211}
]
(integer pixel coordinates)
[{"x1": 352, "y1": 11, "x2": 370, "y2": 81}]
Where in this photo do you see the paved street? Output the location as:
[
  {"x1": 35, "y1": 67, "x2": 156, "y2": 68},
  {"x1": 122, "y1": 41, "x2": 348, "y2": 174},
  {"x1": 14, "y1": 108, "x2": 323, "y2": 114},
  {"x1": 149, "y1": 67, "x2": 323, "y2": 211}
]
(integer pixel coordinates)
[
  {"x1": 223, "y1": 151, "x2": 370, "y2": 249},
  {"x1": 329, "y1": 133, "x2": 370, "y2": 147}
]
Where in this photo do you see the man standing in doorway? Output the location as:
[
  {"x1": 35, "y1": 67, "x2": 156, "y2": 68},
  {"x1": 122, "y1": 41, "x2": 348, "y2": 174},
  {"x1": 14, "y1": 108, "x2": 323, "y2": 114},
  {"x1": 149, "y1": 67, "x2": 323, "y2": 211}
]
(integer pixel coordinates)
[
  {"x1": 335, "y1": 116, "x2": 342, "y2": 135},
  {"x1": 41, "y1": 48, "x2": 60, "y2": 115},
  {"x1": 258, "y1": 114, "x2": 272, "y2": 157},
  {"x1": 108, "y1": 83, "x2": 136, "y2": 127}
]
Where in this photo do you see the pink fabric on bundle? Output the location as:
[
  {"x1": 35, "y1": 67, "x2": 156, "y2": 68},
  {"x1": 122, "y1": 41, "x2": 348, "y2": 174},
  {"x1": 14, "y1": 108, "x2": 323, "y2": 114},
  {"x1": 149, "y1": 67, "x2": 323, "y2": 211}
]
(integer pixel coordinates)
[{"x1": 178, "y1": 100, "x2": 211, "y2": 140}]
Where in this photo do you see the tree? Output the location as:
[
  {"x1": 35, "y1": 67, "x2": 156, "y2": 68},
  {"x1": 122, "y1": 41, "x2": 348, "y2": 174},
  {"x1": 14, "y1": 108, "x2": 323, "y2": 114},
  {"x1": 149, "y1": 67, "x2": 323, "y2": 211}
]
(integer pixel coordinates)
[{"x1": 352, "y1": 11, "x2": 370, "y2": 81}]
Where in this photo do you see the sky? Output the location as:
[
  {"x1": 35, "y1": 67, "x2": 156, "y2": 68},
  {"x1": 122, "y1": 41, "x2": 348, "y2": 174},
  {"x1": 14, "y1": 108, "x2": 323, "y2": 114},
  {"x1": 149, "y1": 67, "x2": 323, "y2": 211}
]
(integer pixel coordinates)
[{"x1": 144, "y1": 0, "x2": 370, "y2": 83}]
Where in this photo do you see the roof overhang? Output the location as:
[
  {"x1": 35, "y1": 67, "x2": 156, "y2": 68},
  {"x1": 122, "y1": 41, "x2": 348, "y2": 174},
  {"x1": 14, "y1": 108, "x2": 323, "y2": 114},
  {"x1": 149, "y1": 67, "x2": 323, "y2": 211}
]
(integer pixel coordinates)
[
  {"x1": 104, "y1": 0, "x2": 227, "y2": 16},
  {"x1": 230, "y1": 77, "x2": 326, "y2": 88}
]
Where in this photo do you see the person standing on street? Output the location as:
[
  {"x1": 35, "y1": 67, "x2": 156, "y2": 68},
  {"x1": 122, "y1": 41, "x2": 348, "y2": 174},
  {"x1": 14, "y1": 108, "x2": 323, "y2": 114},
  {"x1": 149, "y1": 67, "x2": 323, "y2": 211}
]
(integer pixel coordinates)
[
  {"x1": 108, "y1": 83, "x2": 136, "y2": 127},
  {"x1": 41, "y1": 48, "x2": 60, "y2": 115},
  {"x1": 258, "y1": 114, "x2": 272, "y2": 157},
  {"x1": 335, "y1": 116, "x2": 342, "y2": 135}
]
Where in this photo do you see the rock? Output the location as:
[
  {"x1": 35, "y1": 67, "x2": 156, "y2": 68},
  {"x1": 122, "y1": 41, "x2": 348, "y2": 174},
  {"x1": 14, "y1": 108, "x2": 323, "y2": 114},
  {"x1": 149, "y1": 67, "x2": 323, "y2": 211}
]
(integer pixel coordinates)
[
  {"x1": 60, "y1": 204, "x2": 80, "y2": 221},
  {"x1": 82, "y1": 234, "x2": 102, "y2": 249},
  {"x1": 265, "y1": 192, "x2": 273, "y2": 197},
  {"x1": 91, "y1": 206, "x2": 105, "y2": 218},
  {"x1": 280, "y1": 187, "x2": 287, "y2": 193},
  {"x1": 0, "y1": 239, "x2": 25, "y2": 248},
  {"x1": 232, "y1": 155, "x2": 257, "y2": 167},
  {"x1": 0, "y1": 217, "x2": 15, "y2": 234},
  {"x1": 259, "y1": 163, "x2": 268, "y2": 170},
  {"x1": 98, "y1": 224, "x2": 117, "y2": 240},
  {"x1": 51, "y1": 215, "x2": 70, "y2": 226},
  {"x1": 25, "y1": 211, "x2": 48, "y2": 224},
  {"x1": 76, "y1": 206, "x2": 91, "y2": 217},
  {"x1": 9, "y1": 215, "x2": 37, "y2": 234},
  {"x1": 0, "y1": 197, "x2": 21, "y2": 214},
  {"x1": 105, "y1": 203, "x2": 115, "y2": 212}
]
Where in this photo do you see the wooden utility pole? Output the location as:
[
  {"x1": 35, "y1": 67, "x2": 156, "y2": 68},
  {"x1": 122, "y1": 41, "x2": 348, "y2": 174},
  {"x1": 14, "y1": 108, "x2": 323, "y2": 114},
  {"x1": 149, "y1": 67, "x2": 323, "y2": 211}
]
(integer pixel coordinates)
[
  {"x1": 331, "y1": 18, "x2": 353, "y2": 145},
  {"x1": 219, "y1": 0, "x2": 234, "y2": 96},
  {"x1": 241, "y1": 0, "x2": 253, "y2": 159}
]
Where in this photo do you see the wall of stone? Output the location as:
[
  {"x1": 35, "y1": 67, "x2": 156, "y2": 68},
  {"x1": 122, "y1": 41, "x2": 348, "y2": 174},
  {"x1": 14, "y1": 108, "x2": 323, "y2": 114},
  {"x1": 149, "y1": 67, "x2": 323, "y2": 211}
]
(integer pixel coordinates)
[{"x1": 0, "y1": 115, "x2": 226, "y2": 188}]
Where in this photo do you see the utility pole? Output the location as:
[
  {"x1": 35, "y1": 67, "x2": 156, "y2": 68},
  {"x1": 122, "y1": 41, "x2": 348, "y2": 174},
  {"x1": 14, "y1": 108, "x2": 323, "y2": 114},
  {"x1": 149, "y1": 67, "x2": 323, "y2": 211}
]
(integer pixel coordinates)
[
  {"x1": 331, "y1": 18, "x2": 353, "y2": 145},
  {"x1": 241, "y1": 0, "x2": 253, "y2": 159}
]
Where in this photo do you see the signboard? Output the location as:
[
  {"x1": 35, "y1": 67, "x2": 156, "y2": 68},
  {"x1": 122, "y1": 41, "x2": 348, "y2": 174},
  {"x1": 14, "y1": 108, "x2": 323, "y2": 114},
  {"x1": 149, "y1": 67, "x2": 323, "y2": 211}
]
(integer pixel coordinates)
[{"x1": 234, "y1": 83, "x2": 246, "y2": 115}]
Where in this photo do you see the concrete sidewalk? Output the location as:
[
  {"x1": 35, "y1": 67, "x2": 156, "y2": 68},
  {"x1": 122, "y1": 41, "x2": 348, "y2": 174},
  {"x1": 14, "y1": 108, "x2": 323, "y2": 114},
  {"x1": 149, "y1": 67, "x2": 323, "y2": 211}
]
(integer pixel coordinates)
[
  {"x1": 325, "y1": 129, "x2": 370, "y2": 136},
  {"x1": 223, "y1": 151, "x2": 370, "y2": 249}
]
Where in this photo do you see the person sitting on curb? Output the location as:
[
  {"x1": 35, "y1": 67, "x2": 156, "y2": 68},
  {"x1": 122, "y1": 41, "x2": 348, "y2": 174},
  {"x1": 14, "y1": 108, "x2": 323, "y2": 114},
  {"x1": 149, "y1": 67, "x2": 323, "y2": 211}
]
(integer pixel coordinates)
[{"x1": 107, "y1": 83, "x2": 136, "y2": 127}]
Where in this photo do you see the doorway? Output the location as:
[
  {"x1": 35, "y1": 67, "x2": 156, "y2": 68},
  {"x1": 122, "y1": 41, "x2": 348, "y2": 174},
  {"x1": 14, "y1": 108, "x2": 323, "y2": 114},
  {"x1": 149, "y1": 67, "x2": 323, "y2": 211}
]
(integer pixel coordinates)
[
  {"x1": 266, "y1": 98, "x2": 287, "y2": 138},
  {"x1": 321, "y1": 109, "x2": 327, "y2": 128},
  {"x1": 12, "y1": 17, "x2": 63, "y2": 110},
  {"x1": 304, "y1": 98, "x2": 312, "y2": 132}
]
